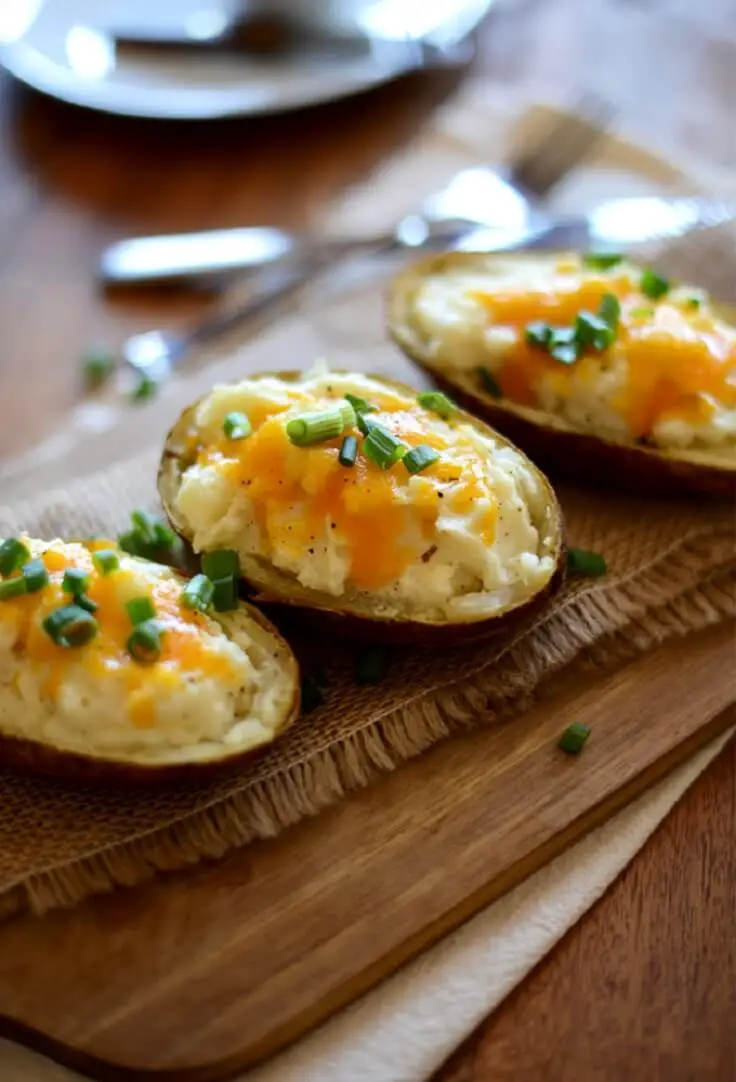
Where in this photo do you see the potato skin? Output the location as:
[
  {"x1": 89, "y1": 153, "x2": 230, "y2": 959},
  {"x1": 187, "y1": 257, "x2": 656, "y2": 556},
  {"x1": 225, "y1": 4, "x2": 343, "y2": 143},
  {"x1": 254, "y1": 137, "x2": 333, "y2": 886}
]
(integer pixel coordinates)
[
  {"x1": 158, "y1": 372, "x2": 567, "y2": 646},
  {"x1": 388, "y1": 252, "x2": 736, "y2": 500},
  {"x1": 0, "y1": 597, "x2": 301, "y2": 790}
]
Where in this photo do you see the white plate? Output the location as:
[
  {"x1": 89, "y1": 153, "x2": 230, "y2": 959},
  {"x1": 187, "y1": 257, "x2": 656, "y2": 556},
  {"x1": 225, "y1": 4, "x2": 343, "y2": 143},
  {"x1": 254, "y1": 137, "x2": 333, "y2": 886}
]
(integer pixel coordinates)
[{"x1": 0, "y1": 0, "x2": 495, "y2": 120}]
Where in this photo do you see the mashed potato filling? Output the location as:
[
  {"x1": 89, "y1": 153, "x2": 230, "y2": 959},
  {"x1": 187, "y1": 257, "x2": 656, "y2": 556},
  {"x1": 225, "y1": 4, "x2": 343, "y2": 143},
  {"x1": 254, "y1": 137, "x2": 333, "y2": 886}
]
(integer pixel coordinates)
[
  {"x1": 175, "y1": 370, "x2": 556, "y2": 620},
  {"x1": 0, "y1": 540, "x2": 278, "y2": 762},
  {"x1": 409, "y1": 253, "x2": 736, "y2": 455}
]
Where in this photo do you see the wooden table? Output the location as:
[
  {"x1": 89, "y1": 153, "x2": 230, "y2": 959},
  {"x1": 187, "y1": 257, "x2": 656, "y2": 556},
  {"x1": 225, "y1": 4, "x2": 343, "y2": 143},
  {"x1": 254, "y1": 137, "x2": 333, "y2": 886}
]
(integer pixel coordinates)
[{"x1": 0, "y1": 2, "x2": 733, "y2": 1079}]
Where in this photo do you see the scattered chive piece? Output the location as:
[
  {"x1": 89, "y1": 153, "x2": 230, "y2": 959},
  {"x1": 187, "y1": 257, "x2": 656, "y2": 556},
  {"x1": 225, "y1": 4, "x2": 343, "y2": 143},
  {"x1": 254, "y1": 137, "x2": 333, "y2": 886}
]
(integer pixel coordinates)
[
  {"x1": 549, "y1": 328, "x2": 581, "y2": 365},
  {"x1": 130, "y1": 375, "x2": 159, "y2": 404},
  {"x1": 0, "y1": 577, "x2": 26, "y2": 601},
  {"x1": 525, "y1": 320, "x2": 554, "y2": 349},
  {"x1": 417, "y1": 390, "x2": 454, "y2": 419},
  {"x1": 344, "y1": 393, "x2": 377, "y2": 417},
  {"x1": 210, "y1": 577, "x2": 238, "y2": 612},
  {"x1": 127, "y1": 619, "x2": 164, "y2": 664},
  {"x1": 43, "y1": 604, "x2": 98, "y2": 648},
  {"x1": 92, "y1": 549, "x2": 119, "y2": 576},
  {"x1": 338, "y1": 402, "x2": 356, "y2": 429},
  {"x1": 403, "y1": 444, "x2": 440, "y2": 475},
  {"x1": 363, "y1": 424, "x2": 407, "y2": 470},
  {"x1": 222, "y1": 411, "x2": 252, "y2": 441},
  {"x1": 126, "y1": 596, "x2": 157, "y2": 626},
  {"x1": 62, "y1": 568, "x2": 90, "y2": 596},
  {"x1": 339, "y1": 435, "x2": 358, "y2": 468},
  {"x1": 300, "y1": 674, "x2": 325, "y2": 714},
  {"x1": 0, "y1": 538, "x2": 31, "y2": 577},
  {"x1": 356, "y1": 646, "x2": 390, "y2": 686},
  {"x1": 286, "y1": 408, "x2": 345, "y2": 447},
  {"x1": 477, "y1": 366, "x2": 502, "y2": 398},
  {"x1": 574, "y1": 311, "x2": 615, "y2": 352},
  {"x1": 82, "y1": 346, "x2": 115, "y2": 390},
  {"x1": 180, "y1": 574, "x2": 215, "y2": 613},
  {"x1": 684, "y1": 293, "x2": 703, "y2": 310},
  {"x1": 640, "y1": 268, "x2": 669, "y2": 299},
  {"x1": 76, "y1": 595, "x2": 98, "y2": 615},
  {"x1": 22, "y1": 559, "x2": 49, "y2": 594},
  {"x1": 583, "y1": 252, "x2": 623, "y2": 270},
  {"x1": 629, "y1": 305, "x2": 654, "y2": 319},
  {"x1": 357, "y1": 410, "x2": 378, "y2": 436},
  {"x1": 558, "y1": 722, "x2": 591, "y2": 755},
  {"x1": 131, "y1": 510, "x2": 158, "y2": 544},
  {"x1": 598, "y1": 292, "x2": 621, "y2": 328},
  {"x1": 118, "y1": 511, "x2": 182, "y2": 565},
  {"x1": 567, "y1": 548, "x2": 607, "y2": 577},
  {"x1": 201, "y1": 550, "x2": 240, "y2": 580}
]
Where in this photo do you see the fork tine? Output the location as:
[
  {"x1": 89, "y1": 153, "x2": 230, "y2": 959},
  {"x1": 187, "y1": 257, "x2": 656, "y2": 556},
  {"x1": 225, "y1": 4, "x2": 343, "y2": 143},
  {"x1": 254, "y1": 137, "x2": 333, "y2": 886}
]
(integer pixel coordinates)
[{"x1": 510, "y1": 94, "x2": 616, "y2": 198}]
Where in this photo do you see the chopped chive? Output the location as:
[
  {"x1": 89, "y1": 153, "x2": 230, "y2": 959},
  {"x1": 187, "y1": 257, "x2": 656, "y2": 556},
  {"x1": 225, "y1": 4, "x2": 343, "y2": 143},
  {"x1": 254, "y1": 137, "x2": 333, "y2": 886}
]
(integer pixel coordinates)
[
  {"x1": 0, "y1": 577, "x2": 26, "y2": 601},
  {"x1": 210, "y1": 577, "x2": 238, "y2": 612},
  {"x1": 0, "y1": 538, "x2": 31, "y2": 577},
  {"x1": 300, "y1": 674, "x2": 325, "y2": 713},
  {"x1": 684, "y1": 293, "x2": 703, "y2": 310},
  {"x1": 356, "y1": 646, "x2": 390, "y2": 686},
  {"x1": 201, "y1": 549, "x2": 240, "y2": 580},
  {"x1": 62, "y1": 568, "x2": 90, "y2": 596},
  {"x1": 567, "y1": 548, "x2": 607, "y2": 576},
  {"x1": 549, "y1": 328, "x2": 581, "y2": 365},
  {"x1": 286, "y1": 408, "x2": 345, "y2": 447},
  {"x1": 131, "y1": 510, "x2": 158, "y2": 544},
  {"x1": 92, "y1": 549, "x2": 119, "y2": 576},
  {"x1": 574, "y1": 311, "x2": 615, "y2": 352},
  {"x1": 403, "y1": 444, "x2": 440, "y2": 475},
  {"x1": 339, "y1": 435, "x2": 358, "y2": 468},
  {"x1": 477, "y1": 366, "x2": 502, "y2": 398},
  {"x1": 416, "y1": 390, "x2": 454, "y2": 419},
  {"x1": 76, "y1": 595, "x2": 98, "y2": 614},
  {"x1": 640, "y1": 268, "x2": 669, "y2": 299},
  {"x1": 118, "y1": 512, "x2": 182, "y2": 565},
  {"x1": 222, "y1": 411, "x2": 252, "y2": 441},
  {"x1": 43, "y1": 604, "x2": 98, "y2": 648},
  {"x1": 583, "y1": 252, "x2": 623, "y2": 270},
  {"x1": 357, "y1": 411, "x2": 378, "y2": 435},
  {"x1": 127, "y1": 619, "x2": 164, "y2": 664},
  {"x1": 363, "y1": 424, "x2": 407, "y2": 470},
  {"x1": 598, "y1": 292, "x2": 621, "y2": 329},
  {"x1": 82, "y1": 345, "x2": 115, "y2": 390},
  {"x1": 130, "y1": 375, "x2": 159, "y2": 404},
  {"x1": 525, "y1": 320, "x2": 554, "y2": 349},
  {"x1": 344, "y1": 393, "x2": 377, "y2": 416},
  {"x1": 338, "y1": 402, "x2": 356, "y2": 429},
  {"x1": 180, "y1": 574, "x2": 214, "y2": 613},
  {"x1": 629, "y1": 305, "x2": 654, "y2": 319},
  {"x1": 22, "y1": 559, "x2": 49, "y2": 594},
  {"x1": 558, "y1": 722, "x2": 591, "y2": 755},
  {"x1": 126, "y1": 596, "x2": 157, "y2": 626}
]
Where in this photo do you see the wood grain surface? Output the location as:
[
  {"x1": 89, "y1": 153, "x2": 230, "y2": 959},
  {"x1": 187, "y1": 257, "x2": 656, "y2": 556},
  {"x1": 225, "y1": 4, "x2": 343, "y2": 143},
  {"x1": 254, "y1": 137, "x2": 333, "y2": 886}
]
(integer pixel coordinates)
[
  {"x1": 0, "y1": 624, "x2": 733, "y2": 1081},
  {"x1": 0, "y1": 1, "x2": 734, "y2": 1078}
]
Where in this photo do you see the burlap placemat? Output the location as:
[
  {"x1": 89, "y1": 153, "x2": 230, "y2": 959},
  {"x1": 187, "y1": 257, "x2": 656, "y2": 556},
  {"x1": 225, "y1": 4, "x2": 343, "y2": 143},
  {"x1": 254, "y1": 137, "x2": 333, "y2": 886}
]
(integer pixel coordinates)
[{"x1": 0, "y1": 94, "x2": 734, "y2": 922}]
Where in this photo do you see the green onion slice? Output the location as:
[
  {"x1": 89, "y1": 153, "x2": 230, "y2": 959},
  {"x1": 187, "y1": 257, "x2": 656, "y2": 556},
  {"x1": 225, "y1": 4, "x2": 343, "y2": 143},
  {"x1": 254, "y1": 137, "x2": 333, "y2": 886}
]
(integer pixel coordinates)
[
  {"x1": 127, "y1": 619, "x2": 164, "y2": 664},
  {"x1": 558, "y1": 721, "x2": 591, "y2": 755},
  {"x1": 403, "y1": 444, "x2": 440, "y2": 475},
  {"x1": 180, "y1": 574, "x2": 215, "y2": 613},
  {"x1": 583, "y1": 252, "x2": 623, "y2": 270},
  {"x1": 62, "y1": 568, "x2": 90, "y2": 596},
  {"x1": 356, "y1": 646, "x2": 390, "y2": 686},
  {"x1": 0, "y1": 577, "x2": 26, "y2": 601},
  {"x1": 201, "y1": 550, "x2": 240, "y2": 580},
  {"x1": 286, "y1": 408, "x2": 346, "y2": 447},
  {"x1": 210, "y1": 577, "x2": 238, "y2": 612},
  {"x1": 22, "y1": 559, "x2": 49, "y2": 594},
  {"x1": 344, "y1": 393, "x2": 377, "y2": 416},
  {"x1": 416, "y1": 390, "x2": 454, "y2": 419},
  {"x1": 43, "y1": 605, "x2": 98, "y2": 648},
  {"x1": 567, "y1": 548, "x2": 607, "y2": 576},
  {"x1": 629, "y1": 305, "x2": 654, "y2": 319},
  {"x1": 0, "y1": 538, "x2": 31, "y2": 577},
  {"x1": 130, "y1": 375, "x2": 159, "y2": 404},
  {"x1": 82, "y1": 346, "x2": 115, "y2": 390},
  {"x1": 126, "y1": 596, "x2": 157, "y2": 626},
  {"x1": 76, "y1": 595, "x2": 99, "y2": 614},
  {"x1": 338, "y1": 435, "x2": 358, "y2": 468},
  {"x1": 574, "y1": 311, "x2": 615, "y2": 352},
  {"x1": 92, "y1": 549, "x2": 119, "y2": 576},
  {"x1": 222, "y1": 411, "x2": 252, "y2": 441},
  {"x1": 525, "y1": 320, "x2": 554, "y2": 349},
  {"x1": 363, "y1": 424, "x2": 407, "y2": 470},
  {"x1": 549, "y1": 328, "x2": 581, "y2": 365},
  {"x1": 640, "y1": 268, "x2": 669, "y2": 299},
  {"x1": 477, "y1": 367, "x2": 502, "y2": 398},
  {"x1": 598, "y1": 292, "x2": 621, "y2": 329}
]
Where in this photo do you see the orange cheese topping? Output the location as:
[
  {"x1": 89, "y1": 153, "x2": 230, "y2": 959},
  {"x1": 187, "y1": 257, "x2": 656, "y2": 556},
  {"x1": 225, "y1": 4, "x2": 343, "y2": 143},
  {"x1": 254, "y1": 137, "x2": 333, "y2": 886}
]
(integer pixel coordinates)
[
  {"x1": 472, "y1": 262, "x2": 736, "y2": 438},
  {"x1": 0, "y1": 544, "x2": 238, "y2": 726},
  {"x1": 195, "y1": 384, "x2": 498, "y2": 592}
]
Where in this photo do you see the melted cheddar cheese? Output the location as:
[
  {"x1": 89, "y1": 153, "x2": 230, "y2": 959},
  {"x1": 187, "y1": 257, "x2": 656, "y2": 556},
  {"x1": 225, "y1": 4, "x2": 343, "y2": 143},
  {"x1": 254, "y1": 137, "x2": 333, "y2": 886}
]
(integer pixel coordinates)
[
  {"x1": 411, "y1": 254, "x2": 736, "y2": 455},
  {"x1": 174, "y1": 369, "x2": 556, "y2": 620}
]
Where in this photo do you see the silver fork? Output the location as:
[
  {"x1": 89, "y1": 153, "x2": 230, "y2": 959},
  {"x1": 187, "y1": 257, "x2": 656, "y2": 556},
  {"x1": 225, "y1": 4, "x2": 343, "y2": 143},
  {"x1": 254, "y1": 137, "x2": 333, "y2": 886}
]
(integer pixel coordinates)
[
  {"x1": 106, "y1": 95, "x2": 615, "y2": 289},
  {"x1": 120, "y1": 97, "x2": 616, "y2": 382}
]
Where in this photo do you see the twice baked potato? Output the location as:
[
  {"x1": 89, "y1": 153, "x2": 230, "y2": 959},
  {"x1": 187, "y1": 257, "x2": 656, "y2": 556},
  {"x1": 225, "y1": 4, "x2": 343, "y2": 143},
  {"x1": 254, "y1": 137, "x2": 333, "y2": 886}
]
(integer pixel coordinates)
[
  {"x1": 159, "y1": 367, "x2": 565, "y2": 644},
  {"x1": 388, "y1": 251, "x2": 736, "y2": 497},
  {"x1": 0, "y1": 537, "x2": 299, "y2": 786}
]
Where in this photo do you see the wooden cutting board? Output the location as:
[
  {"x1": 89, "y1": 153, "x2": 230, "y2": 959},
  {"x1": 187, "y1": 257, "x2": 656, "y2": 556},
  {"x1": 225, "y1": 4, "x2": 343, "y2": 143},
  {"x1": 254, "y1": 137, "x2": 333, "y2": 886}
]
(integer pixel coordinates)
[{"x1": 0, "y1": 622, "x2": 733, "y2": 1082}]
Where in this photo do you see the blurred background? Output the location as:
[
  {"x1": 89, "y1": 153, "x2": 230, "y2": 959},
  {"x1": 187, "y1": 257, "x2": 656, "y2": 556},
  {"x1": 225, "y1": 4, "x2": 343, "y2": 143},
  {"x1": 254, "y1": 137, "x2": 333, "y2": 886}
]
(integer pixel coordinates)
[{"x1": 0, "y1": 0, "x2": 733, "y2": 462}]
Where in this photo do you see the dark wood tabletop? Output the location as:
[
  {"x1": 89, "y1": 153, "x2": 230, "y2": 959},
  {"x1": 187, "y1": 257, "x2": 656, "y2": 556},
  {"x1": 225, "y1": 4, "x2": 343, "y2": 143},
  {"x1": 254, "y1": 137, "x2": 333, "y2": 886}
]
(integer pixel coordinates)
[{"x1": 0, "y1": 1, "x2": 733, "y2": 1080}]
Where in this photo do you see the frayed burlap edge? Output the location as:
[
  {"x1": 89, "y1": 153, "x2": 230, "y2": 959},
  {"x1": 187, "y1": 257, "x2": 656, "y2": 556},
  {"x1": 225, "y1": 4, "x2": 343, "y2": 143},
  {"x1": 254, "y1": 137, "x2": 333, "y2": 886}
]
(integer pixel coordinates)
[{"x1": 2, "y1": 550, "x2": 734, "y2": 923}]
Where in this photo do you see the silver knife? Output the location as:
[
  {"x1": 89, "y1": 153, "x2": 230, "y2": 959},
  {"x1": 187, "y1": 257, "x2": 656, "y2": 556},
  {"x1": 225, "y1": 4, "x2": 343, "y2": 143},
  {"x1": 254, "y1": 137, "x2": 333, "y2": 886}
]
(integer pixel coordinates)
[{"x1": 101, "y1": 198, "x2": 735, "y2": 288}]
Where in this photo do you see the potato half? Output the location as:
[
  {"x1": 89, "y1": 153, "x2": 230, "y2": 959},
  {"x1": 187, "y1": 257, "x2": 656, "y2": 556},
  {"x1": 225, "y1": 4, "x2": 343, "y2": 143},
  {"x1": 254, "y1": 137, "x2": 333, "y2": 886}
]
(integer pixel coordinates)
[
  {"x1": 0, "y1": 539, "x2": 300, "y2": 787},
  {"x1": 159, "y1": 369, "x2": 565, "y2": 645},
  {"x1": 388, "y1": 251, "x2": 736, "y2": 497}
]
